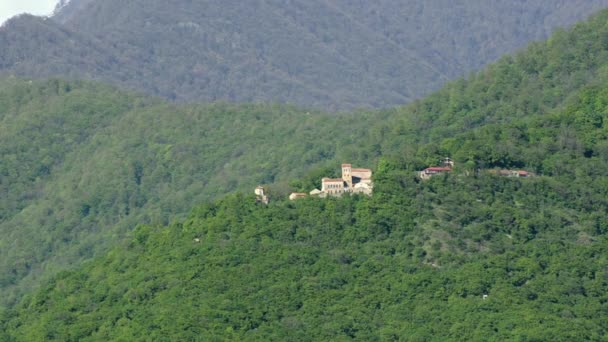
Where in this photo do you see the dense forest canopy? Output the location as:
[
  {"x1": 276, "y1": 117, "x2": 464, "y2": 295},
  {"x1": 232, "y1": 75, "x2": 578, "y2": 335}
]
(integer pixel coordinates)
[
  {"x1": 2, "y1": 159, "x2": 607, "y2": 340},
  {"x1": 1, "y1": 0, "x2": 608, "y2": 109},
  {"x1": 2, "y1": 6, "x2": 608, "y2": 340},
  {"x1": 0, "y1": 78, "x2": 385, "y2": 307}
]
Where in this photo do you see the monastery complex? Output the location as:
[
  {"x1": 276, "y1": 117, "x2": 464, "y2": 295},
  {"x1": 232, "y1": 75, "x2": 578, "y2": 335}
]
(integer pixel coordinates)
[
  {"x1": 289, "y1": 163, "x2": 374, "y2": 200},
  {"x1": 256, "y1": 158, "x2": 534, "y2": 203}
]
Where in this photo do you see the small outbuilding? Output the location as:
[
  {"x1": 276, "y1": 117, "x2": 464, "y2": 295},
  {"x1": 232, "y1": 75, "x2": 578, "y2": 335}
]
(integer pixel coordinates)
[{"x1": 289, "y1": 193, "x2": 308, "y2": 201}]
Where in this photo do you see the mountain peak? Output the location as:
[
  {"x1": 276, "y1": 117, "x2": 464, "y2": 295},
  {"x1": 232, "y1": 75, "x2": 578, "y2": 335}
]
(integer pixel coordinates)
[
  {"x1": 53, "y1": 0, "x2": 72, "y2": 15},
  {"x1": 52, "y1": 0, "x2": 94, "y2": 24}
]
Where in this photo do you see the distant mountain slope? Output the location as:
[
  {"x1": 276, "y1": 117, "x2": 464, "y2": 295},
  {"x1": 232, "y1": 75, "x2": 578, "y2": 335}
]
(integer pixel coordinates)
[
  {"x1": 1, "y1": 0, "x2": 608, "y2": 109},
  {"x1": 0, "y1": 15, "x2": 123, "y2": 80}
]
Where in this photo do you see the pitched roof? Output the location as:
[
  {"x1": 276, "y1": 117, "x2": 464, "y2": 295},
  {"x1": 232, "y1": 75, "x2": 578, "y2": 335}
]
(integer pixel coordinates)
[
  {"x1": 322, "y1": 178, "x2": 344, "y2": 183},
  {"x1": 425, "y1": 167, "x2": 452, "y2": 172}
]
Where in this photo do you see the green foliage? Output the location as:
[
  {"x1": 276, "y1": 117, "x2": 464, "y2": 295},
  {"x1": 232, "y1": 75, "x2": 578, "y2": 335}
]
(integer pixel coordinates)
[
  {"x1": 0, "y1": 78, "x2": 374, "y2": 306},
  {"x1": 2, "y1": 170, "x2": 607, "y2": 340}
]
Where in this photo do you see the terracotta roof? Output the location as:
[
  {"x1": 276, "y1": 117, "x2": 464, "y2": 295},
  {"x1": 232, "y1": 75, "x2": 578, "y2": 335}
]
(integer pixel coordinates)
[
  {"x1": 341, "y1": 163, "x2": 352, "y2": 167},
  {"x1": 323, "y1": 178, "x2": 344, "y2": 182},
  {"x1": 425, "y1": 167, "x2": 452, "y2": 172}
]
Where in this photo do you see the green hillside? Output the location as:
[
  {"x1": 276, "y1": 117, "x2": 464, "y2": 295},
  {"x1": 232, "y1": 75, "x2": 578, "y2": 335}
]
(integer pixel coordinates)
[
  {"x1": 3, "y1": 9, "x2": 608, "y2": 340},
  {"x1": 2, "y1": 162, "x2": 606, "y2": 340},
  {"x1": 0, "y1": 78, "x2": 382, "y2": 307}
]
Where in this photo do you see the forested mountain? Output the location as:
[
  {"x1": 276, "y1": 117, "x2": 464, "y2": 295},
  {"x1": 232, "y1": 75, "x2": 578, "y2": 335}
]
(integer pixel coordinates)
[
  {"x1": 2, "y1": 8, "x2": 608, "y2": 339},
  {"x1": 1, "y1": 1, "x2": 608, "y2": 109},
  {"x1": 3, "y1": 168, "x2": 607, "y2": 340},
  {"x1": 0, "y1": 78, "x2": 382, "y2": 307}
]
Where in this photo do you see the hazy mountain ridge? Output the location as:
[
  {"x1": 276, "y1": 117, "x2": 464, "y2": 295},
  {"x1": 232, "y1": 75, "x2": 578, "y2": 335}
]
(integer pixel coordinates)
[
  {"x1": 2, "y1": 0, "x2": 608, "y2": 109},
  {"x1": 0, "y1": 15, "x2": 125, "y2": 84}
]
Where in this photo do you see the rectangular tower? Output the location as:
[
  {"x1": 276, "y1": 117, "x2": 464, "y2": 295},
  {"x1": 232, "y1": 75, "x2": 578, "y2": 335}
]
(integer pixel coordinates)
[{"x1": 342, "y1": 164, "x2": 352, "y2": 188}]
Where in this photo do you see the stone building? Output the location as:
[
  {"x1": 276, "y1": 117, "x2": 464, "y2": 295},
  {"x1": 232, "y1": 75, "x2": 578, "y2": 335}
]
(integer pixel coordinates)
[
  {"x1": 289, "y1": 163, "x2": 373, "y2": 200},
  {"x1": 255, "y1": 186, "x2": 269, "y2": 204},
  {"x1": 321, "y1": 178, "x2": 346, "y2": 196},
  {"x1": 419, "y1": 158, "x2": 454, "y2": 180},
  {"x1": 289, "y1": 192, "x2": 308, "y2": 200},
  {"x1": 317, "y1": 163, "x2": 373, "y2": 197},
  {"x1": 488, "y1": 169, "x2": 533, "y2": 178},
  {"x1": 419, "y1": 166, "x2": 452, "y2": 180}
]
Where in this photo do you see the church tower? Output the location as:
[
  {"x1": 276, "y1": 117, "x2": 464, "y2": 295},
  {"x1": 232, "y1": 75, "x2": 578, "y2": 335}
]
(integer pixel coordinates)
[{"x1": 342, "y1": 164, "x2": 352, "y2": 188}]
